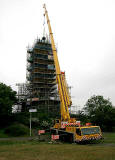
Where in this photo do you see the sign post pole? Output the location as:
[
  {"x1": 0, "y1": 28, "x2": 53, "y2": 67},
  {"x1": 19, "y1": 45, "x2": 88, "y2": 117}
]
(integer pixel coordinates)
[
  {"x1": 30, "y1": 112, "x2": 31, "y2": 136},
  {"x1": 29, "y1": 109, "x2": 37, "y2": 137}
]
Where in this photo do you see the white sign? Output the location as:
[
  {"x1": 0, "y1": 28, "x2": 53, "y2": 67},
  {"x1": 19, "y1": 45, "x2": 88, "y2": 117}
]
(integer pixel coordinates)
[
  {"x1": 51, "y1": 135, "x2": 59, "y2": 140},
  {"x1": 29, "y1": 109, "x2": 37, "y2": 112},
  {"x1": 38, "y1": 130, "x2": 45, "y2": 135}
]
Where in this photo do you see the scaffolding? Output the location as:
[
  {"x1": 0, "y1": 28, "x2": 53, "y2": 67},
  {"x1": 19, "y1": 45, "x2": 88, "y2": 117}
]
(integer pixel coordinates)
[
  {"x1": 16, "y1": 83, "x2": 28, "y2": 101},
  {"x1": 26, "y1": 37, "x2": 60, "y2": 116}
]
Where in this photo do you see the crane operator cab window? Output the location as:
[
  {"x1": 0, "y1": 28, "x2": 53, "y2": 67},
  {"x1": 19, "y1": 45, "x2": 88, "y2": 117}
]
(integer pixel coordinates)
[
  {"x1": 76, "y1": 128, "x2": 81, "y2": 136},
  {"x1": 53, "y1": 119, "x2": 60, "y2": 126}
]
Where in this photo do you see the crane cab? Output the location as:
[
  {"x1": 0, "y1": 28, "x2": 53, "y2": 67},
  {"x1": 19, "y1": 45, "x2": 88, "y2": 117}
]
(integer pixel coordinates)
[{"x1": 66, "y1": 125, "x2": 102, "y2": 143}]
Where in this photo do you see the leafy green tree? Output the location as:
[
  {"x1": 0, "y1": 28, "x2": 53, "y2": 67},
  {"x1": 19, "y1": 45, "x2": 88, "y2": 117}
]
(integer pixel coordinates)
[
  {"x1": 70, "y1": 111, "x2": 89, "y2": 125},
  {"x1": 0, "y1": 83, "x2": 17, "y2": 127},
  {"x1": 84, "y1": 95, "x2": 115, "y2": 131},
  {"x1": 76, "y1": 110, "x2": 89, "y2": 124}
]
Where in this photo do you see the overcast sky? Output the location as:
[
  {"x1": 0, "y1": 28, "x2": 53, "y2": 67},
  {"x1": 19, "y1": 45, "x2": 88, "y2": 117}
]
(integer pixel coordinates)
[{"x1": 0, "y1": 0, "x2": 115, "y2": 108}]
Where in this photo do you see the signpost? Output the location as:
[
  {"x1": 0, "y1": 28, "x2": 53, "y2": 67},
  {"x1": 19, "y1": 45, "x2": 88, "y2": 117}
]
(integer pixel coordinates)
[{"x1": 29, "y1": 109, "x2": 37, "y2": 136}]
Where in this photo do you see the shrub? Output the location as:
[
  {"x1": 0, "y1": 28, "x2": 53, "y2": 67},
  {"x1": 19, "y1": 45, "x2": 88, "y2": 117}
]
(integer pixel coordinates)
[{"x1": 4, "y1": 123, "x2": 29, "y2": 137}]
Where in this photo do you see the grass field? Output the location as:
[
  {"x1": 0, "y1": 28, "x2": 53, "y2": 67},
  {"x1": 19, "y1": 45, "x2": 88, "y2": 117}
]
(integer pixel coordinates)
[
  {"x1": 0, "y1": 132, "x2": 114, "y2": 160},
  {"x1": 103, "y1": 132, "x2": 115, "y2": 143}
]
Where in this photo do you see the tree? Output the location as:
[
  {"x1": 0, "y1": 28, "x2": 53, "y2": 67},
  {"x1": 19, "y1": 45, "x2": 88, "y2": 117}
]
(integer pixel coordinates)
[
  {"x1": 0, "y1": 83, "x2": 17, "y2": 127},
  {"x1": 71, "y1": 110, "x2": 89, "y2": 125},
  {"x1": 84, "y1": 95, "x2": 115, "y2": 131}
]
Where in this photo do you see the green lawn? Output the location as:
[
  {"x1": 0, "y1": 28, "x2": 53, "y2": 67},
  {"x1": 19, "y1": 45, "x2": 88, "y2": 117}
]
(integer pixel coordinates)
[
  {"x1": 103, "y1": 132, "x2": 115, "y2": 143},
  {"x1": 0, "y1": 132, "x2": 114, "y2": 160},
  {"x1": 0, "y1": 142, "x2": 114, "y2": 160}
]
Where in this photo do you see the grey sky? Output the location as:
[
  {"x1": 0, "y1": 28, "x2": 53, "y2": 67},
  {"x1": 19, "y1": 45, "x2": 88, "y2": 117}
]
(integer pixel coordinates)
[{"x1": 0, "y1": 0, "x2": 115, "y2": 108}]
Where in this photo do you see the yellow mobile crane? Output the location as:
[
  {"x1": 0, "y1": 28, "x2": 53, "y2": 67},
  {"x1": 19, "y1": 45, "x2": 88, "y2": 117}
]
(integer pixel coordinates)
[{"x1": 43, "y1": 4, "x2": 102, "y2": 143}]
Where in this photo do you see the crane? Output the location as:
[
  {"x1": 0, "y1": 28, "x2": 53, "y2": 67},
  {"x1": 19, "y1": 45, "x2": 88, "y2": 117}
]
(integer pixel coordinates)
[
  {"x1": 43, "y1": 4, "x2": 72, "y2": 122},
  {"x1": 43, "y1": 4, "x2": 102, "y2": 143}
]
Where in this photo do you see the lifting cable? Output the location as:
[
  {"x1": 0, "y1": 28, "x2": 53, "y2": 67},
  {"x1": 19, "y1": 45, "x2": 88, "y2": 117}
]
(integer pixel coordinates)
[{"x1": 43, "y1": 13, "x2": 46, "y2": 37}]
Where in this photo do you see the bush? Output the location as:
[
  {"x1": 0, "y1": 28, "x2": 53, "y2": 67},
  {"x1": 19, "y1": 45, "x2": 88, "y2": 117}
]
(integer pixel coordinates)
[{"x1": 4, "y1": 123, "x2": 29, "y2": 137}]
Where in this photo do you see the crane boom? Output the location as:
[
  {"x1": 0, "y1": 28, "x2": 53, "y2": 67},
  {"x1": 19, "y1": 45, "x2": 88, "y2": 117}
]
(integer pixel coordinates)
[{"x1": 43, "y1": 4, "x2": 71, "y2": 121}]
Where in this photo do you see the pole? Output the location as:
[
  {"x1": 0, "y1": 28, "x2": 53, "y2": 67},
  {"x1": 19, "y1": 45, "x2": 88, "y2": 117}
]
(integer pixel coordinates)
[
  {"x1": 29, "y1": 109, "x2": 37, "y2": 136},
  {"x1": 30, "y1": 112, "x2": 31, "y2": 136}
]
